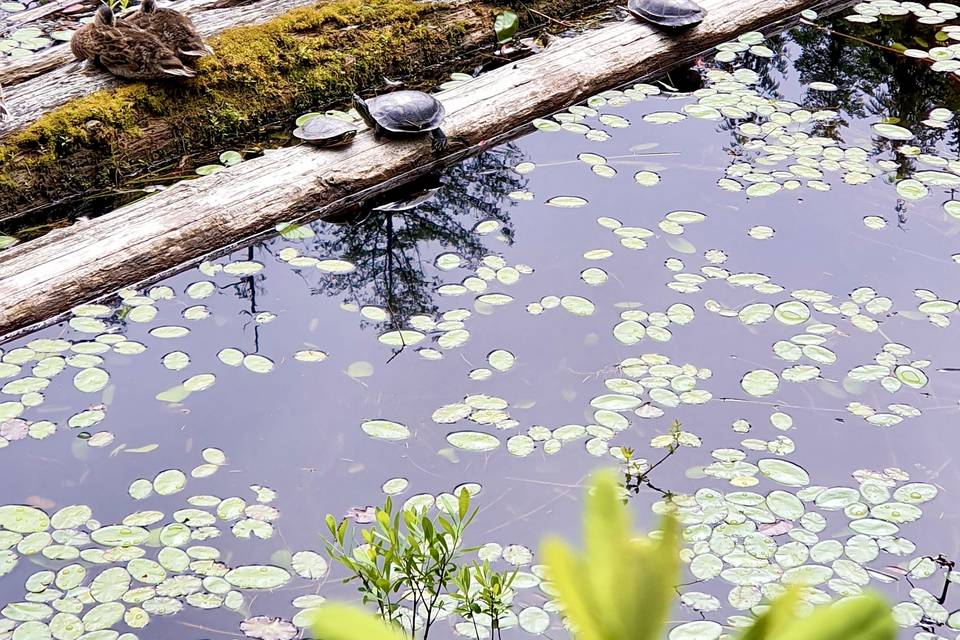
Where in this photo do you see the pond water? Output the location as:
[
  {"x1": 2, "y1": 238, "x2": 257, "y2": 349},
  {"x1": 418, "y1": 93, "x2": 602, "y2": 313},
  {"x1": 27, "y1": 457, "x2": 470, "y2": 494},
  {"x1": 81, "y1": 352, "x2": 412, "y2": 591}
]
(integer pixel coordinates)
[{"x1": 4, "y1": 1, "x2": 960, "y2": 638}]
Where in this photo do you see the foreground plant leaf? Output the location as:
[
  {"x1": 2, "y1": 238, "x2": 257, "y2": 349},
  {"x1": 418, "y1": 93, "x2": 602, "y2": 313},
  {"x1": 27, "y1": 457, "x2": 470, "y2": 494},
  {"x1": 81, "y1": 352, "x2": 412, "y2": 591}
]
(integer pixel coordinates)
[
  {"x1": 737, "y1": 585, "x2": 895, "y2": 640},
  {"x1": 775, "y1": 592, "x2": 895, "y2": 640},
  {"x1": 738, "y1": 588, "x2": 802, "y2": 640},
  {"x1": 541, "y1": 470, "x2": 678, "y2": 640},
  {"x1": 310, "y1": 603, "x2": 407, "y2": 640}
]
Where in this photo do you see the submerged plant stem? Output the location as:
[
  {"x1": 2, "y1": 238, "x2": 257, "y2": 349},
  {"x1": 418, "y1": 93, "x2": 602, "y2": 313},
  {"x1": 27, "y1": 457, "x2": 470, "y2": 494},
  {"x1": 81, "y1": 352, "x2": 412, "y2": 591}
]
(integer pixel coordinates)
[
  {"x1": 799, "y1": 18, "x2": 923, "y2": 58},
  {"x1": 519, "y1": 4, "x2": 576, "y2": 29}
]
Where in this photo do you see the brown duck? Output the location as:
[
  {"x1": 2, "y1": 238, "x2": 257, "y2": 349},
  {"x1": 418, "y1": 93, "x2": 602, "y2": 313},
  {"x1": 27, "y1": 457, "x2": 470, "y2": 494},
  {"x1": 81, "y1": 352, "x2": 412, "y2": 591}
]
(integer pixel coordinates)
[
  {"x1": 126, "y1": 0, "x2": 212, "y2": 62},
  {"x1": 71, "y1": 4, "x2": 195, "y2": 79}
]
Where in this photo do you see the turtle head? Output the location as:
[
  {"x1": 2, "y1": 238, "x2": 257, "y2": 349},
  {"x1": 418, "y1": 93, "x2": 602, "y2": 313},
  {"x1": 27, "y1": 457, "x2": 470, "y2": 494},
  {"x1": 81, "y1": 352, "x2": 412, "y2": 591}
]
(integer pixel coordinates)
[
  {"x1": 352, "y1": 94, "x2": 373, "y2": 127},
  {"x1": 95, "y1": 4, "x2": 115, "y2": 25},
  {"x1": 140, "y1": 0, "x2": 157, "y2": 13}
]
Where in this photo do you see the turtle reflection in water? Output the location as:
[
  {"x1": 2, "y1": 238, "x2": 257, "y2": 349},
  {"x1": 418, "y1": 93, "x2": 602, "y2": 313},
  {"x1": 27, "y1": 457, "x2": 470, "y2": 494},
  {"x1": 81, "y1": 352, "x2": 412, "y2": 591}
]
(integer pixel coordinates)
[
  {"x1": 627, "y1": 0, "x2": 706, "y2": 28},
  {"x1": 353, "y1": 90, "x2": 449, "y2": 153},
  {"x1": 293, "y1": 115, "x2": 358, "y2": 148},
  {"x1": 372, "y1": 178, "x2": 442, "y2": 212}
]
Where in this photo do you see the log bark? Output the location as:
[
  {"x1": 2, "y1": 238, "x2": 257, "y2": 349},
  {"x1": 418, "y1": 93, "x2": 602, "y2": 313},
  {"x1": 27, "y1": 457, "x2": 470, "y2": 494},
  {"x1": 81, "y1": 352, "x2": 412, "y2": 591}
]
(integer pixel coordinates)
[{"x1": 0, "y1": 0, "x2": 821, "y2": 338}]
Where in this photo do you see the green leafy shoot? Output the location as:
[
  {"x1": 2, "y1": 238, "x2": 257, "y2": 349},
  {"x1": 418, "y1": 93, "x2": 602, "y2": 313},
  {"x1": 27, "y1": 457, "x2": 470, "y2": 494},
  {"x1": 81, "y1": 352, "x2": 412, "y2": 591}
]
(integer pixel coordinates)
[
  {"x1": 452, "y1": 560, "x2": 518, "y2": 640},
  {"x1": 106, "y1": 0, "x2": 131, "y2": 13},
  {"x1": 323, "y1": 488, "x2": 478, "y2": 639}
]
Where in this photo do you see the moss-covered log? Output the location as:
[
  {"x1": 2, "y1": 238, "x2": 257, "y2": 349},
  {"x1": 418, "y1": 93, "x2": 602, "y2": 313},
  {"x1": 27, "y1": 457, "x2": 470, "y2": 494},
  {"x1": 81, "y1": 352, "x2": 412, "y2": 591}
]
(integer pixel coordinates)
[{"x1": 0, "y1": 0, "x2": 591, "y2": 222}]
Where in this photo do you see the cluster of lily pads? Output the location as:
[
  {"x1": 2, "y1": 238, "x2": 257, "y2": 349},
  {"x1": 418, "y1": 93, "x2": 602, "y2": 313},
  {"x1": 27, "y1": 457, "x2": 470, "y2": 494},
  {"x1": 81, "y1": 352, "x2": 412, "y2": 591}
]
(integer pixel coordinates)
[
  {"x1": 0, "y1": 449, "x2": 342, "y2": 640},
  {"x1": 0, "y1": 26, "x2": 69, "y2": 61},
  {"x1": 664, "y1": 464, "x2": 941, "y2": 621},
  {"x1": 847, "y1": 0, "x2": 960, "y2": 27},
  {"x1": 465, "y1": 23, "x2": 958, "y2": 639},
  {"x1": 406, "y1": 352, "x2": 712, "y2": 463},
  {"x1": 0, "y1": 253, "x2": 344, "y2": 450}
]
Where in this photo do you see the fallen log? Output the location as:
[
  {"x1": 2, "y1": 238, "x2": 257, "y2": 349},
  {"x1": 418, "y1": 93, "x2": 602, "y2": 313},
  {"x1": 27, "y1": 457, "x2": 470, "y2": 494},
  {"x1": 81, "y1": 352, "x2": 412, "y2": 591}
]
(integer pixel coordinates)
[
  {"x1": 0, "y1": 0, "x2": 822, "y2": 338},
  {"x1": 0, "y1": 0, "x2": 593, "y2": 225}
]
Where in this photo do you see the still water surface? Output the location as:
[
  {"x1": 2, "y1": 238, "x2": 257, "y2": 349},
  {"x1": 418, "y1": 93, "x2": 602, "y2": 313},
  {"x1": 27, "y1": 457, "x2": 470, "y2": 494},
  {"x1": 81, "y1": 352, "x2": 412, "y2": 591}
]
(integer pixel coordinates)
[{"x1": 4, "y1": 2, "x2": 960, "y2": 638}]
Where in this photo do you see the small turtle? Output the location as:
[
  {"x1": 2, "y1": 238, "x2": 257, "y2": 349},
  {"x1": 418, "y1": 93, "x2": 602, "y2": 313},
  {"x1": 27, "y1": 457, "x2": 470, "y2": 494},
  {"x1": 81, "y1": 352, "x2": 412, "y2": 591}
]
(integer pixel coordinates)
[
  {"x1": 293, "y1": 115, "x2": 358, "y2": 148},
  {"x1": 352, "y1": 91, "x2": 448, "y2": 153},
  {"x1": 627, "y1": 0, "x2": 706, "y2": 28}
]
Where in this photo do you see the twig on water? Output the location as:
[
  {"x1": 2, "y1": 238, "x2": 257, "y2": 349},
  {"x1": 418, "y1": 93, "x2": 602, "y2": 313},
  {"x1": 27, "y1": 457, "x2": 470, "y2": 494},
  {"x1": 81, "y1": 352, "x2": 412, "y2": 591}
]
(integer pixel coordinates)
[
  {"x1": 800, "y1": 17, "x2": 925, "y2": 58},
  {"x1": 521, "y1": 4, "x2": 576, "y2": 29}
]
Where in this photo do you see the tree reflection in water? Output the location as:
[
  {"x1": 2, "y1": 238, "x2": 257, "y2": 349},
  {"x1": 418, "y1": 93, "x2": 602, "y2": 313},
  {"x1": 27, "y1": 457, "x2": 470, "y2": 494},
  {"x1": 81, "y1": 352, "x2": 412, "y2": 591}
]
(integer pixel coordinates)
[{"x1": 306, "y1": 144, "x2": 526, "y2": 328}]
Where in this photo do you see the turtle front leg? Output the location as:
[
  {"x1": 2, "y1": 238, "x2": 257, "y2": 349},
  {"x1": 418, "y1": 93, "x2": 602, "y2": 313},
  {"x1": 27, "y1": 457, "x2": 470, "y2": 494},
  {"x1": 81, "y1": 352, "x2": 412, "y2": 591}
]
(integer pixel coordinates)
[{"x1": 431, "y1": 128, "x2": 448, "y2": 153}]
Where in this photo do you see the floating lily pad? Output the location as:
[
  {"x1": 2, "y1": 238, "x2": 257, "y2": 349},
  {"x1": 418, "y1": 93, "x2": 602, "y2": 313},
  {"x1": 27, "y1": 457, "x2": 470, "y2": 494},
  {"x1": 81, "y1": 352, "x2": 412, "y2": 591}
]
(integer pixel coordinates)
[
  {"x1": 446, "y1": 431, "x2": 500, "y2": 451},
  {"x1": 0, "y1": 506, "x2": 49, "y2": 533},
  {"x1": 740, "y1": 369, "x2": 779, "y2": 397},
  {"x1": 291, "y1": 551, "x2": 328, "y2": 579},
  {"x1": 225, "y1": 565, "x2": 291, "y2": 589},
  {"x1": 361, "y1": 419, "x2": 410, "y2": 441},
  {"x1": 242, "y1": 355, "x2": 274, "y2": 374},
  {"x1": 545, "y1": 196, "x2": 588, "y2": 208}
]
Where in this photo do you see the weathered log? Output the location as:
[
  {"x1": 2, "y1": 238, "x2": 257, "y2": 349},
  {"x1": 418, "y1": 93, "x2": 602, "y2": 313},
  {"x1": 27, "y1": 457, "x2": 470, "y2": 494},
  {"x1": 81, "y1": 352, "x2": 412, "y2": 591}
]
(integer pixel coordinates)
[
  {"x1": 5, "y1": 0, "x2": 77, "y2": 28},
  {"x1": 0, "y1": 0, "x2": 821, "y2": 338}
]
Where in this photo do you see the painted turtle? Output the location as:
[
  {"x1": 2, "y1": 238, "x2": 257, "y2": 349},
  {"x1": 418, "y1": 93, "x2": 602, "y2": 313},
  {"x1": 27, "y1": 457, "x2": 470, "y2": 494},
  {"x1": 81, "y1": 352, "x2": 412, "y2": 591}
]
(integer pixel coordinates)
[
  {"x1": 352, "y1": 91, "x2": 448, "y2": 152},
  {"x1": 293, "y1": 115, "x2": 358, "y2": 148},
  {"x1": 627, "y1": 0, "x2": 706, "y2": 28}
]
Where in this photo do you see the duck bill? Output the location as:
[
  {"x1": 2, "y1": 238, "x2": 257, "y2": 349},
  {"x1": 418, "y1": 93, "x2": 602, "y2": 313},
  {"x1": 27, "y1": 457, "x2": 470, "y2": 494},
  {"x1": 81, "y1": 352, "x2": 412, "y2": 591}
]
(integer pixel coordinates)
[{"x1": 179, "y1": 47, "x2": 210, "y2": 58}]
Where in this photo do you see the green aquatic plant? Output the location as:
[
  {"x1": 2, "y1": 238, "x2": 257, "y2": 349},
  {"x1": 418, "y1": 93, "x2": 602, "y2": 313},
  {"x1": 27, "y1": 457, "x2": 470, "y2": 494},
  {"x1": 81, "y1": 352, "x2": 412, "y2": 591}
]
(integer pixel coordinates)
[
  {"x1": 312, "y1": 472, "x2": 897, "y2": 640},
  {"x1": 195, "y1": 150, "x2": 244, "y2": 176},
  {"x1": 451, "y1": 560, "x2": 517, "y2": 640},
  {"x1": 107, "y1": 0, "x2": 132, "y2": 13},
  {"x1": 323, "y1": 488, "x2": 477, "y2": 639},
  {"x1": 493, "y1": 10, "x2": 519, "y2": 43}
]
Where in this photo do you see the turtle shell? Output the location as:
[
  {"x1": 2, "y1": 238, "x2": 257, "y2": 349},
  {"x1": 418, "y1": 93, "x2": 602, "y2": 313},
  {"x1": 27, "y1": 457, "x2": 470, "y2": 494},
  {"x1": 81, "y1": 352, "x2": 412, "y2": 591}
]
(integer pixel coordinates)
[
  {"x1": 627, "y1": 0, "x2": 706, "y2": 27},
  {"x1": 293, "y1": 116, "x2": 358, "y2": 147},
  {"x1": 365, "y1": 90, "x2": 445, "y2": 134}
]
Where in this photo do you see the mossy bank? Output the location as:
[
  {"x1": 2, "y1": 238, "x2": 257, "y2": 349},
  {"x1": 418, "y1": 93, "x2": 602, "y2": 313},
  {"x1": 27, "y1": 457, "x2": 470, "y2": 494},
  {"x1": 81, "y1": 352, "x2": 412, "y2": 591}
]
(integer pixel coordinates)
[{"x1": 0, "y1": 0, "x2": 600, "y2": 225}]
